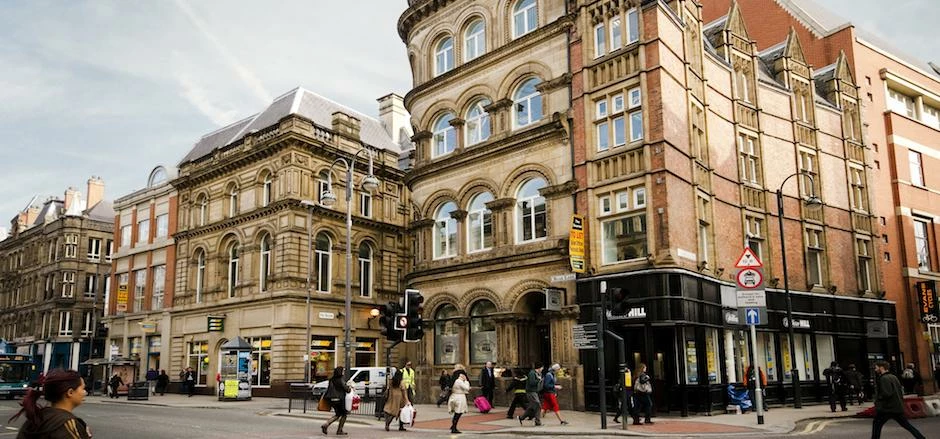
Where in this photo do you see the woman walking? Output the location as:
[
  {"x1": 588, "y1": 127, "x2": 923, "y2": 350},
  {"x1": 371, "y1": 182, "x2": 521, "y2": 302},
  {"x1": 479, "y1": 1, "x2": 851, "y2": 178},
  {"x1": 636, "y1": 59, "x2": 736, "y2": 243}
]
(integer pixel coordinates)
[
  {"x1": 383, "y1": 370, "x2": 411, "y2": 431},
  {"x1": 321, "y1": 367, "x2": 351, "y2": 435},
  {"x1": 11, "y1": 368, "x2": 93, "y2": 438},
  {"x1": 632, "y1": 363, "x2": 654, "y2": 425},
  {"x1": 436, "y1": 370, "x2": 450, "y2": 407},
  {"x1": 505, "y1": 368, "x2": 528, "y2": 419},
  {"x1": 448, "y1": 370, "x2": 470, "y2": 434},
  {"x1": 540, "y1": 364, "x2": 568, "y2": 425}
]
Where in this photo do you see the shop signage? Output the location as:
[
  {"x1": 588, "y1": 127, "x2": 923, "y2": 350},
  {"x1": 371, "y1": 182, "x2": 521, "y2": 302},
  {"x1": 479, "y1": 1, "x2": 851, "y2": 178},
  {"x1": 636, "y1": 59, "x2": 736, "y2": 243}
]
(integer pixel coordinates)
[
  {"x1": 116, "y1": 285, "x2": 128, "y2": 312},
  {"x1": 608, "y1": 306, "x2": 647, "y2": 320},
  {"x1": 915, "y1": 281, "x2": 939, "y2": 324},
  {"x1": 207, "y1": 315, "x2": 225, "y2": 332},
  {"x1": 318, "y1": 311, "x2": 335, "y2": 320},
  {"x1": 782, "y1": 317, "x2": 811, "y2": 329},
  {"x1": 724, "y1": 310, "x2": 740, "y2": 325},
  {"x1": 543, "y1": 287, "x2": 563, "y2": 311},
  {"x1": 572, "y1": 323, "x2": 598, "y2": 350},
  {"x1": 569, "y1": 215, "x2": 586, "y2": 273},
  {"x1": 139, "y1": 321, "x2": 157, "y2": 334}
]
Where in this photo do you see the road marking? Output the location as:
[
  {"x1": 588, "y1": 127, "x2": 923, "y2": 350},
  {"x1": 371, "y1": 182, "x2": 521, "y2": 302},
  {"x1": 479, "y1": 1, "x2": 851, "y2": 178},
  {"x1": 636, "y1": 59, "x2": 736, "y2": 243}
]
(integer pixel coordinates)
[{"x1": 797, "y1": 420, "x2": 819, "y2": 435}]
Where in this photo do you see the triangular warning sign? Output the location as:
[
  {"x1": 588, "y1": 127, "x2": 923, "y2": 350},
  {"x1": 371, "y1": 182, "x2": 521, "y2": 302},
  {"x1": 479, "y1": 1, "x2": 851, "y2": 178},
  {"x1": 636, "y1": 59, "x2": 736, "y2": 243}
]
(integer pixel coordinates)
[{"x1": 734, "y1": 248, "x2": 763, "y2": 268}]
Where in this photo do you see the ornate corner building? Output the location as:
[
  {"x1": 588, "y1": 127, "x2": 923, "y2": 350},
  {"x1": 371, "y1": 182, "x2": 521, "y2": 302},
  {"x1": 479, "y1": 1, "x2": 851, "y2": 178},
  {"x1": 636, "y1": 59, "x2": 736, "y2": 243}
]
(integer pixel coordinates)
[
  {"x1": 103, "y1": 88, "x2": 412, "y2": 396},
  {"x1": 0, "y1": 178, "x2": 113, "y2": 372},
  {"x1": 398, "y1": 0, "x2": 583, "y2": 406}
]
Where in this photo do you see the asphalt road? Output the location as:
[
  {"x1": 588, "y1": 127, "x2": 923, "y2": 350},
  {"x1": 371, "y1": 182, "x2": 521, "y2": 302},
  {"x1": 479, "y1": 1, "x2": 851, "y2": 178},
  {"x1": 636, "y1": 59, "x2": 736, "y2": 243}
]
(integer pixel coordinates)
[{"x1": 0, "y1": 399, "x2": 935, "y2": 438}]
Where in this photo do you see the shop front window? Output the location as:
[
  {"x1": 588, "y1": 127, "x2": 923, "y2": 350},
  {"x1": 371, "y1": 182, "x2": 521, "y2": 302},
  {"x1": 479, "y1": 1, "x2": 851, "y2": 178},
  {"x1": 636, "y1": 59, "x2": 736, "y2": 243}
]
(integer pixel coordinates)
[
  {"x1": 756, "y1": 332, "x2": 777, "y2": 382},
  {"x1": 434, "y1": 304, "x2": 460, "y2": 365},
  {"x1": 355, "y1": 338, "x2": 377, "y2": 367},
  {"x1": 683, "y1": 330, "x2": 698, "y2": 384},
  {"x1": 310, "y1": 336, "x2": 336, "y2": 383},
  {"x1": 248, "y1": 337, "x2": 272, "y2": 386},
  {"x1": 187, "y1": 341, "x2": 209, "y2": 386},
  {"x1": 727, "y1": 329, "x2": 750, "y2": 384},
  {"x1": 470, "y1": 300, "x2": 497, "y2": 364},
  {"x1": 705, "y1": 329, "x2": 720, "y2": 384}
]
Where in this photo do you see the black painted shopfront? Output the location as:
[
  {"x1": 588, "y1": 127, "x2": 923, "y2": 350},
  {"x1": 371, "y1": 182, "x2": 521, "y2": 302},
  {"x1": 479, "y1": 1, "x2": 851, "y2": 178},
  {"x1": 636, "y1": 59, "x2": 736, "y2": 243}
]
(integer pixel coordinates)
[{"x1": 577, "y1": 270, "x2": 899, "y2": 415}]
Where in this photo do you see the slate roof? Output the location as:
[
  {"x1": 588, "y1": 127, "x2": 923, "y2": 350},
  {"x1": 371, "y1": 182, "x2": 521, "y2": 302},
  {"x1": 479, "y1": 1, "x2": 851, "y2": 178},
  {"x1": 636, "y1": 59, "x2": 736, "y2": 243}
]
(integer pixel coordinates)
[{"x1": 179, "y1": 87, "x2": 399, "y2": 166}]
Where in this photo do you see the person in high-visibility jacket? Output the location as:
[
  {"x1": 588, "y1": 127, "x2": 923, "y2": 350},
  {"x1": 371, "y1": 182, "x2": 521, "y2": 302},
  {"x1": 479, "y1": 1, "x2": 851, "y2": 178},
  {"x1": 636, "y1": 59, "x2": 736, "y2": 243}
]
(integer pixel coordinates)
[{"x1": 402, "y1": 360, "x2": 416, "y2": 402}]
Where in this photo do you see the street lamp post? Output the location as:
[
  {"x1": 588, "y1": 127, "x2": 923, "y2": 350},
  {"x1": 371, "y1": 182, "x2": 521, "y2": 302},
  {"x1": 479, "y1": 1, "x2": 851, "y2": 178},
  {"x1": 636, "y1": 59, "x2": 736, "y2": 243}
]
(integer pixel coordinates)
[
  {"x1": 300, "y1": 200, "x2": 317, "y2": 384},
  {"x1": 775, "y1": 171, "x2": 821, "y2": 409},
  {"x1": 320, "y1": 148, "x2": 379, "y2": 374}
]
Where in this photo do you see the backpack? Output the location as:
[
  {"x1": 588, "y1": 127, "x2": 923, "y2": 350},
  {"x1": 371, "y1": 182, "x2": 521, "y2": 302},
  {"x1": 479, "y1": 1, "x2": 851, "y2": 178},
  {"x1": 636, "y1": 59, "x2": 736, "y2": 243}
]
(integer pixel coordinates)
[
  {"x1": 542, "y1": 372, "x2": 554, "y2": 392},
  {"x1": 902, "y1": 368, "x2": 914, "y2": 379}
]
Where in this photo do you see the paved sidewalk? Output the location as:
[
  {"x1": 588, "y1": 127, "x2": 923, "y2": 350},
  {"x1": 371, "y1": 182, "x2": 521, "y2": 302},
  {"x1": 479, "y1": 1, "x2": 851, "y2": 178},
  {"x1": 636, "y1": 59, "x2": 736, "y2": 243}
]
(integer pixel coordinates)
[{"x1": 88, "y1": 392, "x2": 876, "y2": 436}]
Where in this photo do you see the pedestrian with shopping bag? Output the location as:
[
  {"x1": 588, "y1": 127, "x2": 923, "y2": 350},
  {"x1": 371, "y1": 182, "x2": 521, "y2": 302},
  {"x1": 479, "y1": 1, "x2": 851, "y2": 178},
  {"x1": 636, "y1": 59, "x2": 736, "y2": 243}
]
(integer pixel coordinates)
[
  {"x1": 383, "y1": 370, "x2": 412, "y2": 432},
  {"x1": 321, "y1": 367, "x2": 351, "y2": 436}
]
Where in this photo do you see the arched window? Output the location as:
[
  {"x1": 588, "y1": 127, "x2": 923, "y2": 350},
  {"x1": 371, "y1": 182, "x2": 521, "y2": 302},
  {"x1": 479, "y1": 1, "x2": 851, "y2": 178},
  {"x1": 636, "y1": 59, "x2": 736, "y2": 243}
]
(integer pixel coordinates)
[
  {"x1": 315, "y1": 233, "x2": 331, "y2": 293},
  {"x1": 516, "y1": 178, "x2": 547, "y2": 242},
  {"x1": 465, "y1": 99, "x2": 491, "y2": 146},
  {"x1": 227, "y1": 243, "x2": 239, "y2": 298},
  {"x1": 469, "y1": 299, "x2": 497, "y2": 364},
  {"x1": 261, "y1": 174, "x2": 272, "y2": 207},
  {"x1": 464, "y1": 19, "x2": 486, "y2": 61},
  {"x1": 259, "y1": 234, "x2": 272, "y2": 292},
  {"x1": 513, "y1": 78, "x2": 543, "y2": 128},
  {"x1": 196, "y1": 194, "x2": 208, "y2": 227},
  {"x1": 195, "y1": 250, "x2": 205, "y2": 303},
  {"x1": 228, "y1": 185, "x2": 239, "y2": 217},
  {"x1": 317, "y1": 170, "x2": 330, "y2": 202},
  {"x1": 432, "y1": 113, "x2": 457, "y2": 158},
  {"x1": 434, "y1": 36, "x2": 454, "y2": 76},
  {"x1": 434, "y1": 304, "x2": 460, "y2": 365},
  {"x1": 512, "y1": 0, "x2": 538, "y2": 38},
  {"x1": 434, "y1": 202, "x2": 458, "y2": 259},
  {"x1": 467, "y1": 192, "x2": 494, "y2": 252},
  {"x1": 358, "y1": 243, "x2": 372, "y2": 298},
  {"x1": 149, "y1": 167, "x2": 167, "y2": 187}
]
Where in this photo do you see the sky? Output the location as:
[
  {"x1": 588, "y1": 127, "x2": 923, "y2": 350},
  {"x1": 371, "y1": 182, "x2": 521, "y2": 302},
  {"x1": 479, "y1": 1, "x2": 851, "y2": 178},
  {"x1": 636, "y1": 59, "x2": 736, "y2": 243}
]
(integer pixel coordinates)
[{"x1": 0, "y1": 0, "x2": 937, "y2": 229}]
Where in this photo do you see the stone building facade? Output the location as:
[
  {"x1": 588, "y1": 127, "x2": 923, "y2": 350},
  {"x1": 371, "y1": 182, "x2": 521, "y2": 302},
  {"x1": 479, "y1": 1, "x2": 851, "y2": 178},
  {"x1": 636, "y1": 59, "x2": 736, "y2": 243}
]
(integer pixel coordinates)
[
  {"x1": 573, "y1": 0, "x2": 896, "y2": 414},
  {"x1": 104, "y1": 165, "x2": 178, "y2": 380},
  {"x1": 703, "y1": 0, "x2": 940, "y2": 395},
  {"x1": 110, "y1": 88, "x2": 412, "y2": 396},
  {"x1": 0, "y1": 178, "x2": 113, "y2": 373},
  {"x1": 398, "y1": 0, "x2": 582, "y2": 406}
]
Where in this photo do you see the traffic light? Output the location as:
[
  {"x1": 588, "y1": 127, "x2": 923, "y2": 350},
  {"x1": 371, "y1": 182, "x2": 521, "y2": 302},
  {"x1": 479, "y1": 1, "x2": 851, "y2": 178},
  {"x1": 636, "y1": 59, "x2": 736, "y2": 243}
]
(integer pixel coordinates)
[
  {"x1": 379, "y1": 302, "x2": 402, "y2": 341},
  {"x1": 403, "y1": 289, "x2": 425, "y2": 342},
  {"x1": 607, "y1": 287, "x2": 629, "y2": 316},
  {"x1": 95, "y1": 322, "x2": 108, "y2": 339}
]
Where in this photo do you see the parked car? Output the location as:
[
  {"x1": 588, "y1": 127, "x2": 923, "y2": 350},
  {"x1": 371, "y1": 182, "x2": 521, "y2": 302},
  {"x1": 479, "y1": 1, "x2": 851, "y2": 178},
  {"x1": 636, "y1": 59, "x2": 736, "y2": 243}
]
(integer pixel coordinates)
[{"x1": 311, "y1": 367, "x2": 387, "y2": 399}]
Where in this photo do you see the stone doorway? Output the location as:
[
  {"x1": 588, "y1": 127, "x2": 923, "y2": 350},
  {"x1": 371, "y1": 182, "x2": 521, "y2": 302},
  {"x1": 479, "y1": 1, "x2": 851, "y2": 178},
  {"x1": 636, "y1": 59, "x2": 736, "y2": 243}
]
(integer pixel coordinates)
[{"x1": 517, "y1": 291, "x2": 551, "y2": 368}]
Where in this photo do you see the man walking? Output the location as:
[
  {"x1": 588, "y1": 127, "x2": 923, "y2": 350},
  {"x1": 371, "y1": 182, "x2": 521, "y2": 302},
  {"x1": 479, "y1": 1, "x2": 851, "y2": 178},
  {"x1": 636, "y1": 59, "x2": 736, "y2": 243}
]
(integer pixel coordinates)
[
  {"x1": 823, "y1": 361, "x2": 848, "y2": 412},
  {"x1": 480, "y1": 361, "x2": 496, "y2": 406},
  {"x1": 518, "y1": 362, "x2": 542, "y2": 426},
  {"x1": 184, "y1": 367, "x2": 197, "y2": 397},
  {"x1": 402, "y1": 360, "x2": 416, "y2": 403},
  {"x1": 146, "y1": 368, "x2": 158, "y2": 396},
  {"x1": 871, "y1": 360, "x2": 925, "y2": 439}
]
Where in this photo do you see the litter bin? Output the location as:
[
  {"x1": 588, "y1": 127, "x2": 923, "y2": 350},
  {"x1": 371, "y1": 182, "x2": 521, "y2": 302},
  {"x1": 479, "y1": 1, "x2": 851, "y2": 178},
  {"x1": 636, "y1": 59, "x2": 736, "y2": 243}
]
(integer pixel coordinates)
[{"x1": 127, "y1": 382, "x2": 149, "y2": 401}]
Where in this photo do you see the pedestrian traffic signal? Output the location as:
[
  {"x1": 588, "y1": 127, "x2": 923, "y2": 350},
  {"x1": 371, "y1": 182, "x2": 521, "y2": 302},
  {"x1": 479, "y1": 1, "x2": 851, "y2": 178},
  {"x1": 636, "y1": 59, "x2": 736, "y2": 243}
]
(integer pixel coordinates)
[
  {"x1": 607, "y1": 287, "x2": 629, "y2": 316},
  {"x1": 403, "y1": 289, "x2": 425, "y2": 342},
  {"x1": 379, "y1": 302, "x2": 402, "y2": 341}
]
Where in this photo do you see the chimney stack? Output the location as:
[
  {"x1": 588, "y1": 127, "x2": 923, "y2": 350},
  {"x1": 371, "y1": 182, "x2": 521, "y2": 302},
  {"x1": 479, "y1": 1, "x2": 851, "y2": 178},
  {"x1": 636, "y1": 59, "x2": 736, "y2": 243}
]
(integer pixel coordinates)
[
  {"x1": 64, "y1": 187, "x2": 80, "y2": 211},
  {"x1": 87, "y1": 176, "x2": 105, "y2": 208},
  {"x1": 377, "y1": 93, "x2": 413, "y2": 147}
]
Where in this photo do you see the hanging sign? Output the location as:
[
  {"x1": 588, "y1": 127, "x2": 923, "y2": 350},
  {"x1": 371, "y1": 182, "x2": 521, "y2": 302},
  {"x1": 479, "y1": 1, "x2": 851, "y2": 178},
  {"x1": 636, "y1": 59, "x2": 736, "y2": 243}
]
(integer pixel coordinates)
[
  {"x1": 916, "y1": 281, "x2": 939, "y2": 323},
  {"x1": 569, "y1": 215, "x2": 586, "y2": 273}
]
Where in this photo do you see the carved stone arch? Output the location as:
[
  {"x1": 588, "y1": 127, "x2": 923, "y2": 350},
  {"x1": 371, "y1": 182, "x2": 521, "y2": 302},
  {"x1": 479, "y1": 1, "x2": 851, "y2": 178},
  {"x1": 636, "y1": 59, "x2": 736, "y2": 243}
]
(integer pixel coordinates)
[
  {"x1": 499, "y1": 164, "x2": 556, "y2": 198},
  {"x1": 497, "y1": 62, "x2": 553, "y2": 101},
  {"x1": 457, "y1": 179, "x2": 500, "y2": 208},
  {"x1": 256, "y1": 167, "x2": 275, "y2": 183},
  {"x1": 459, "y1": 288, "x2": 503, "y2": 314},
  {"x1": 192, "y1": 189, "x2": 211, "y2": 206},
  {"x1": 217, "y1": 231, "x2": 245, "y2": 255},
  {"x1": 351, "y1": 231, "x2": 379, "y2": 249},
  {"x1": 424, "y1": 26, "x2": 457, "y2": 74},
  {"x1": 313, "y1": 226, "x2": 340, "y2": 244},
  {"x1": 417, "y1": 100, "x2": 460, "y2": 132},
  {"x1": 505, "y1": 279, "x2": 550, "y2": 312},
  {"x1": 421, "y1": 189, "x2": 460, "y2": 219},
  {"x1": 455, "y1": 7, "x2": 491, "y2": 41},
  {"x1": 190, "y1": 243, "x2": 211, "y2": 261},
  {"x1": 500, "y1": 0, "x2": 540, "y2": 42},
  {"x1": 251, "y1": 226, "x2": 277, "y2": 246},
  {"x1": 455, "y1": 84, "x2": 498, "y2": 117},
  {"x1": 223, "y1": 178, "x2": 240, "y2": 193},
  {"x1": 425, "y1": 293, "x2": 461, "y2": 320}
]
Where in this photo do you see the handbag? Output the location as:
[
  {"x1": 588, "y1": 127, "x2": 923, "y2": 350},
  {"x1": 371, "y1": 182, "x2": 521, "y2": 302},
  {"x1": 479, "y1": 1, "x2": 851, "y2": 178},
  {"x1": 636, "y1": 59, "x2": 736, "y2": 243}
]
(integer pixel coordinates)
[
  {"x1": 317, "y1": 395, "x2": 331, "y2": 412},
  {"x1": 400, "y1": 403, "x2": 415, "y2": 424}
]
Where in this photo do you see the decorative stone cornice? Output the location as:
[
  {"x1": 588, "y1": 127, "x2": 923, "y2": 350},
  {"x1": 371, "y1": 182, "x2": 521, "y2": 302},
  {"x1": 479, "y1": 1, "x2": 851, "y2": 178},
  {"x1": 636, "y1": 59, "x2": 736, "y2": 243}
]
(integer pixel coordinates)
[
  {"x1": 539, "y1": 180, "x2": 579, "y2": 200},
  {"x1": 485, "y1": 198, "x2": 515, "y2": 211},
  {"x1": 484, "y1": 99, "x2": 513, "y2": 112},
  {"x1": 409, "y1": 218, "x2": 436, "y2": 230},
  {"x1": 450, "y1": 209, "x2": 468, "y2": 221},
  {"x1": 411, "y1": 130, "x2": 432, "y2": 142},
  {"x1": 449, "y1": 118, "x2": 466, "y2": 128},
  {"x1": 536, "y1": 73, "x2": 572, "y2": 93}
]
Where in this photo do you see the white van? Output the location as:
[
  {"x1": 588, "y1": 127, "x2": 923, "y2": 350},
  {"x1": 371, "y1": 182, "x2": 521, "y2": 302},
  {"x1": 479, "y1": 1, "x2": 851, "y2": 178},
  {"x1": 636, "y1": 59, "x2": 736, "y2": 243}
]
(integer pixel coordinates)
[{"x1": 311, "y1": 367, "x2": 388, "y2": 399}]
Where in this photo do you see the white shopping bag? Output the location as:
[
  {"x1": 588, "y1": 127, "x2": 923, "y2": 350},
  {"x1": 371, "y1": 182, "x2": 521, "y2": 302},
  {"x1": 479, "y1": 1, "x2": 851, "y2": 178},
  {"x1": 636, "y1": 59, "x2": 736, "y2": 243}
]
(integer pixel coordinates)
[
  {"x1": 344, "y1": 391, "x2": 355, "y2": 411},
  {"x1": 400, "y1": 404, "x2": 415, "y2": 424}
]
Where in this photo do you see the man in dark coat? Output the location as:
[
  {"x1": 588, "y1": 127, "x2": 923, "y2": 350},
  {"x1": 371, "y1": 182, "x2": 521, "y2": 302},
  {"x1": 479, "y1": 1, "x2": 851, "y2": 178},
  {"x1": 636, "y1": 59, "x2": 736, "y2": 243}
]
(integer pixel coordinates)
[
  {"x1": 871, "y1": 360, "x2": 925, "y2": 439},
  {"x1": 480, "y1": 361, "x2": 496, "y2": 406},
  {"x1": 823, "y1": 361, "x2": 847, "y2": 412}
]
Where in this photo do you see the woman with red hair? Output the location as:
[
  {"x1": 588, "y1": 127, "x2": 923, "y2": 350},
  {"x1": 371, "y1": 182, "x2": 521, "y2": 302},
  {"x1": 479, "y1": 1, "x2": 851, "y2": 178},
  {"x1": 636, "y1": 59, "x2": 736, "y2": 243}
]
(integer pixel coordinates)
[{"x1": 11, "y1": 368, "x2": 92, "y2": 438}]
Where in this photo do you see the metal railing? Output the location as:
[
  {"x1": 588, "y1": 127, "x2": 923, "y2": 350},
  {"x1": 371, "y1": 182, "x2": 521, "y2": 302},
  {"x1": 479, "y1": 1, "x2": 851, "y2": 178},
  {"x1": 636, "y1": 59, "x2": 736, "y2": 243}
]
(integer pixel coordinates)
[{"x1": 287, "y1": 383, "x2": 385, "y2": 419}]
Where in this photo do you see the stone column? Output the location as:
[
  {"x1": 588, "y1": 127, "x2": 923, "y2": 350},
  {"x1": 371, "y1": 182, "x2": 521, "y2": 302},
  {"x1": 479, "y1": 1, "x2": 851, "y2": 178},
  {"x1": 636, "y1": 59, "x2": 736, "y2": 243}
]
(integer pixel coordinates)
[
  {"x1": 484, "y1": 99, "x2": 513, "y2": 137},
  {"x1": 411, "y1": 131, "x2": 432, "y2": 167},
  {"x1": 409, "y1": 219, "x2": 436, "y2": 266},
  {"x1": 449, "y1": 118, "x2": 466, "y2": 153},
  {"x1": 493, "y1": 313, "x2": 520, "y2": 367},
  {"x1": 485, "y1": 198, "x2": 515, "y2": 248},
  {"x1": 450, "y1": 209, "x2": 468, "y2": 256}
]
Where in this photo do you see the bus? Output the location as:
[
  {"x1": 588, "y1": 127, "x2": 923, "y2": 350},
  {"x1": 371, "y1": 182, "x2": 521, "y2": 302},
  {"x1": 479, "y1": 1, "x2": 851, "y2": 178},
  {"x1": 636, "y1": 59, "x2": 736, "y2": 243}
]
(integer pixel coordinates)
[{"x1": 0, "y1": 354, "x2": 36, "y2": 399}]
